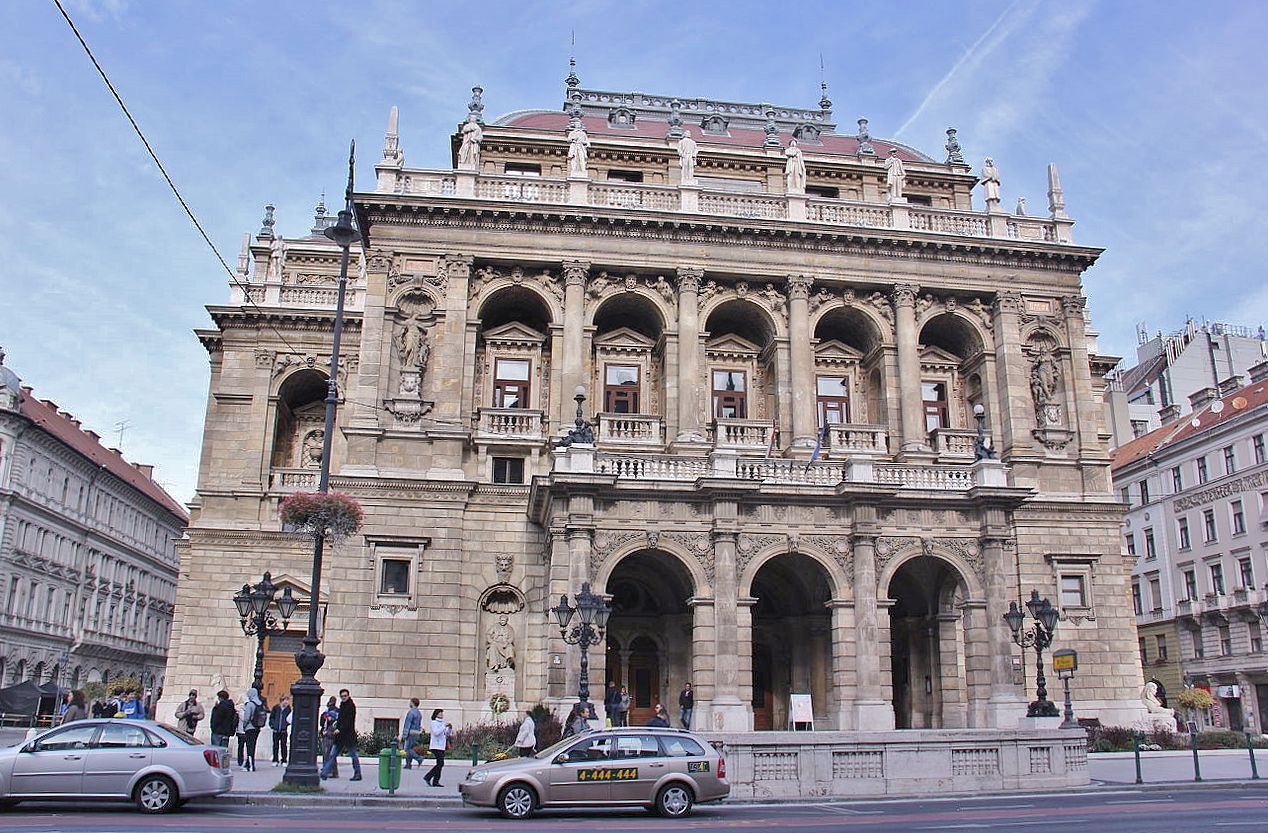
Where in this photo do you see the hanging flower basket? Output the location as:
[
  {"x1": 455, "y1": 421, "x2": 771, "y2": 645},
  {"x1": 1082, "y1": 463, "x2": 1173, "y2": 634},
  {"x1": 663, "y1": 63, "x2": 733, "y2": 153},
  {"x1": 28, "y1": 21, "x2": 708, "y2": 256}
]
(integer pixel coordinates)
[{"x1": 279, "y1": 491, "x2": 364, "y2": 539}]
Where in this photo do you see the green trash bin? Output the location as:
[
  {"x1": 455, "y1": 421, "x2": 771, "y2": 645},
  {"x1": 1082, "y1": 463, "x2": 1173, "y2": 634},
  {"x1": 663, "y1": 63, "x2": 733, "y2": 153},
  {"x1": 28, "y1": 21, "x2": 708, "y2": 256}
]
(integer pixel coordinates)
[{"x1": 378, "y1": 739, "x2": 402, "y2": 794}]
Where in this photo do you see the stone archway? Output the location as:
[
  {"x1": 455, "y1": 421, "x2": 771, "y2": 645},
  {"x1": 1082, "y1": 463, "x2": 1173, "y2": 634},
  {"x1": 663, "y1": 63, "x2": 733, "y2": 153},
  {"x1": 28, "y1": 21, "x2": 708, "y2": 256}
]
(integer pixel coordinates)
[
  {"x1": 604, "y1": 549, "x2": 695, "y2": 725},
  {"x1": 887, "y1": 555, "x2": 970, "y2": 729},
  {"x1": 750, "y1": 553, "x2": 834, "y2": 730}
]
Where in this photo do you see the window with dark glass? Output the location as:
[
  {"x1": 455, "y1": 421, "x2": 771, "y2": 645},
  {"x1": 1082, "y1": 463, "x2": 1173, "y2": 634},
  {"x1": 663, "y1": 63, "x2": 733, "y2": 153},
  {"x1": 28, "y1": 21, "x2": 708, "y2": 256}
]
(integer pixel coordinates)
[
  {"x1": 712, "y1": 369, "x2": 746, "y2": 419},
  {"x1": 604, "y1": 365, "x2": 640, "y2": 414},
  {"x1": 922, "y1": 381, "x2": 948, "y2": 432},
  {"x1": 1125, "y1": 533, "x2": 1136, "y2": 557},
  {"x1": 1232, "y1": 500, "x2": 1246, "y2": 535},
  {"x1": 380, "y1": 559, "x2": 410, "y2": 595},
  {"x1": 1156, "y1": 635, "x2": 1168, "y2": 661},
  {"x1": 1204, "y1": 508, "x2": 1218, "y2": 542},
  {"x1": 1132, "y1": 582, "x2": 1143, "y2": 615},
  {"x1": 493, "y1": 456, "x2": 525, "y2": 484},
  {"x1": 1210, "y1": 562, "x2": 1225, "y2": 595},
  {"x1": 1172, "y1": 466, "x2": 1184, "y2": 492},
  {"x1": 1239, "y1": 556, "x2": 1254, "y2": 589},
  {"x1": 1183, "y1": 569, "x2": 1198, "y2": 601},
  {"x1": 1144, "y1": 528, "x2": 1156, "y2": 559},
  {"x1": 493, "y1": 358, "x2": 531, "y2": 408},
  {"x1": 816, "y1": 376, "x2": 850, "y2": 425},
  {"x1": 1224, "y1": 445, "x2": 1237, "y2": 475},
  {"x1": 1178, "y1": 517, "x2": 1191, "y2": 549},
  {"x1": 1197, "y1": 456, "x2": 1209, "y2": 484},
  {"x1": 1139, "y1": 480, "x2": 1150, "y2": 505},
  {"x1": 1254, "y1": 434, "x2": 1266, "y2": 465}
]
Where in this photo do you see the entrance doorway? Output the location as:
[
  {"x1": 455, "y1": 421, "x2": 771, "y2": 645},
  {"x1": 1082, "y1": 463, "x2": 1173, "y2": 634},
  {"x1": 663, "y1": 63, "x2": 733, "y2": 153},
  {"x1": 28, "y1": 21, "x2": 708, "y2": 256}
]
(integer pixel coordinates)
[
  {"x1": 886, "y1": 556, "x2": 968, "y2": 729},
  {"x1": 750, "y1": 553, "x2": 833, "y2": 730},
  {"x1": 260, "y1": 633, "x2": 304, "y2": 704}
]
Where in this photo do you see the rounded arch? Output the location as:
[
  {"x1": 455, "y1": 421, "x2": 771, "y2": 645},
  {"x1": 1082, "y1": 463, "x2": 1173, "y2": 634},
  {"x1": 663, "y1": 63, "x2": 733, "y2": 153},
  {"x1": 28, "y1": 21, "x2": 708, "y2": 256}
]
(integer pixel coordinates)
[
  {"x1": 595, "y1": 539, "x2": 707, "y2": 596},
  {"x1": 1019, "y1": 322, "x2": 1068, "y2": 351},
  {"x1": 917, "y1": 312, "x2": 988, "y2": 361},
  {"x1": 811, "y1": 302, "x2": 889, "y2": 354},
  {"x1": 701, "y1": 295, "x2": 783, "y2": 344},
  {"x1": 738, "y1": 542, "x2": 849, "y2": 601},
  {"x1": 589, "y1": 287, "x2": 670, "y2": 334},
  {"x1": 271, "y1": 368, "x2": 328, "y2": 469},
  {"x1": 475, "y1": 282, "x2": 558, "y2": 332},
  {"x1": 877, "y1": 543, "x2": 985, "y2": 600},
  {"x1": 477, "y1": 582, "x2": 527, "y2": 613}
]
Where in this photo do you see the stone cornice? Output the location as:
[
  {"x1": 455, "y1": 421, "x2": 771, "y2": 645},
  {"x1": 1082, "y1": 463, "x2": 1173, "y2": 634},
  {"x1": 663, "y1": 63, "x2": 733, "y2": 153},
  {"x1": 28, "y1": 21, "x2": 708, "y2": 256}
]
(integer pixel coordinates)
[{"x1": 357, "y1": 200, "x2": 1103, "y2": 272}]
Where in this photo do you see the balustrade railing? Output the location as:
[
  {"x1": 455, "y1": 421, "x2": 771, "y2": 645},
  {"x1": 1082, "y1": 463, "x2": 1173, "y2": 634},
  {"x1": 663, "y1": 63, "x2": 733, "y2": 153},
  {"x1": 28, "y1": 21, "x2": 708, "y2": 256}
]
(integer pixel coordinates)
[
  {"x1": 874, "y1": 464, "x2": 976, "y2": 490},
  {"x1": 589, "y1": 182, "x2": 681, "y2": 211},
  {"x1": 597, "y1": 413, "x2": 664, "y2": 446},
  {"x1": 270, "y1": 468, "x2": 319, "y2": 491},
  {"x1": 929, "y1": 428, "x2": 978, "y2": 458},
  {"x1": 827, "y1": 424, "x2": 889, "y2": 455},
  {"x1": 477, "y1": 408, "x2": 545, "y2": 439},
  {"x1": 712, "y1": 419, "x2": 776, "y2": 449}
]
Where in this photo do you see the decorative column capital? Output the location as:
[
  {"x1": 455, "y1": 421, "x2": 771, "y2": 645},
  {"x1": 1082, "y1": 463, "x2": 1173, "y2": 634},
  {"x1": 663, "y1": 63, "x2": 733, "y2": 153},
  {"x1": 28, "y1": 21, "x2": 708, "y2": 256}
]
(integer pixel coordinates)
[
  {"x1": 676, "y1": 267, "x2": 704, "y2": 294},
  {"x1": 787, "y1": 273, "x2": 813, "y2": 301},
  {"x1": 891, "y1": 283, "x2": 919, "y2": 308},
  {"x1": 1060, "y1": 294, "x2": 1087, "y2": 319},
  {"x1": 441, "y1": 254, "x2": 473, "y2": 279},
  {"x1": 562, "y1": 260, "x2": 590, "y2": 287},
  {"x1": 994, "y1": 291, "x2": 1022, "y2": 316}
]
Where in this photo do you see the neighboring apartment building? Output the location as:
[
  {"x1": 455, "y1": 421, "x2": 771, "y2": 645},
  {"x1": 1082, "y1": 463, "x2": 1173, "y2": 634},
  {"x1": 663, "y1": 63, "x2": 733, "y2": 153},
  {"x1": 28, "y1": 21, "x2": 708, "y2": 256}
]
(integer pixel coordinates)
[
  {"x1": 0, "y1": 349, "x2": 188, "y2": 695},
  {"x1": 1105, "y1": 319, "x2": 1268, "y2": 449},
  {"x1": 164, "y1": 75, "x2": 1145, "y2": 734},
  {"x1": 1114, "y1": 363, "x2": 1268, "y2": 731}
]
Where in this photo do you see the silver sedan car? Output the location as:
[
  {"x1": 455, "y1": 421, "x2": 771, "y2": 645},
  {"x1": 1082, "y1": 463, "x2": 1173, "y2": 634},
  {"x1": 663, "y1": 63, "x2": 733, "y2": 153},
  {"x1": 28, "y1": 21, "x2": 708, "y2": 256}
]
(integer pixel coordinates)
[
  {"x1": 460, "y1": 726, "x2": 729, "y2": 819},
  {"x1": 0, "y1": 719, "x2": 233, "y2": 813}
]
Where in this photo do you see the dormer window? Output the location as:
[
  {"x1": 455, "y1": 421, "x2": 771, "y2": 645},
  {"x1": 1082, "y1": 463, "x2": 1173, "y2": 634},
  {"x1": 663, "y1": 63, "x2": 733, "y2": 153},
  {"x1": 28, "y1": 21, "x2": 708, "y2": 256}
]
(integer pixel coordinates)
[
  {"x1": 700, "y1": 115, "x2": 729, "y2": 135},
  {"x1": 607, "y1": 107, "x2": 637, "y2": 129}
]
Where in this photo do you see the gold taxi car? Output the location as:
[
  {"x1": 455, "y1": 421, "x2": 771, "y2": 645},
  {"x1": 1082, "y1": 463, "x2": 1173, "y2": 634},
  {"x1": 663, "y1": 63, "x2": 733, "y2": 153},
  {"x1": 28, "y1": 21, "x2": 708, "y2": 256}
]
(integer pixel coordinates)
[{"x1": 459, "y1": 726, "x2": 728, "y2": 819}]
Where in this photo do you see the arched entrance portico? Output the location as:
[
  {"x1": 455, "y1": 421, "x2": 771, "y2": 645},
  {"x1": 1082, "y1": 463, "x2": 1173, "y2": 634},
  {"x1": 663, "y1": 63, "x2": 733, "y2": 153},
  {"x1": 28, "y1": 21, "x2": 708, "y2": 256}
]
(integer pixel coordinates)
[
  {"x1": 604, "y1": 549, "x2": 695, "y2": 724},
  {"x1": 749, "y1": 553, "x2": 834, "y2": 730},
  {"x1": 887, "y1": 555, "x2": 971, "y2": 729}
]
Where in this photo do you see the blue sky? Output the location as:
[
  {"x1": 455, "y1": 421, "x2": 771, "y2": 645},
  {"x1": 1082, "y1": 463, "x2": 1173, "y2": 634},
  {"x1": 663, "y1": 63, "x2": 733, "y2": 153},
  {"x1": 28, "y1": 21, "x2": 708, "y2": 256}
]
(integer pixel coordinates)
[{"x1": 1, "y1": 0, "x2": 1265, "y2": 504}]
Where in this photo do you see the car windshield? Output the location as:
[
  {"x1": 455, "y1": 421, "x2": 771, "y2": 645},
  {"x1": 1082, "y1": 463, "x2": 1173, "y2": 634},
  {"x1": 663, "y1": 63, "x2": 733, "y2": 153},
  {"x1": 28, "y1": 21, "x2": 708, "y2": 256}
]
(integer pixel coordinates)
[{"x1": 152, "y1": 722, "x2": 201, "y2": 746}]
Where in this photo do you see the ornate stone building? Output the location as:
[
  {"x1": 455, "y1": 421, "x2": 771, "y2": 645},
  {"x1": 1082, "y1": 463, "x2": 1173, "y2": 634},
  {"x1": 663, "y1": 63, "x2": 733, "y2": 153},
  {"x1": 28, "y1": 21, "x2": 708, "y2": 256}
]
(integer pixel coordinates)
[
  {"x1": 166, "y1": 76, "x2": 1145, "y2": 737},
  {"x1": 0, "y1": 349, "x2": 186, "y2": 697}
]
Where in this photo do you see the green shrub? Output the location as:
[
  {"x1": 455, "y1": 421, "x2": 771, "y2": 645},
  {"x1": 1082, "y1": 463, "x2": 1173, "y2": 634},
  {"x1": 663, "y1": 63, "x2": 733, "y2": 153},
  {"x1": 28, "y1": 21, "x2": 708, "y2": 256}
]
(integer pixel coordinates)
[
  {"x1": 447, "y1": 704, "x2": 565, "y2": 761},
  {"x1": 1145, "y1": 725, "x2": 1185, "y2": 750},
  {"x1": 1090, "y1": 738, "x2": 1115, "y2": 753},
  {"x1": 1197, "y1": 730, "x2": 1249, "y2": 749},
  {"x1": 1086, "y1": 724, "x2": 1135, "y2": 752},
  {"x1": 357, "y1": 731, "x2": 397, "y2": 756}
]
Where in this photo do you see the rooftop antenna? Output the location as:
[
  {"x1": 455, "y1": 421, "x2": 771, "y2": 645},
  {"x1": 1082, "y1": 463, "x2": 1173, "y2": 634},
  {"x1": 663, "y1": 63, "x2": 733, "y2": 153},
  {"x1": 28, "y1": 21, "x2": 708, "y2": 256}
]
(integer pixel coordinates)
[{"x1": 114, "y1": 419, "x2": 131, "y2": 448}]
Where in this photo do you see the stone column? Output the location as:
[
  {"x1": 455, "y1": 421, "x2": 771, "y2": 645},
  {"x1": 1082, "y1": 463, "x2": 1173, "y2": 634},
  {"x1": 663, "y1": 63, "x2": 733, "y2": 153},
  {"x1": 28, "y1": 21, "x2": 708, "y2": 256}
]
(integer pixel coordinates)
[
  {"x1": 689, "y1": 598, "x2": 716, "y2": 729},
  {"x1": 960, "y1": 599, "x2": 991, "y2": 727},
  {"x1": 892, "y1": 283, "x2": 928, "y2": 454},
  {"x1": 828, "y1": 599, "x2": 858, "y2": 729},
  {"x1": 675, "y1": 267, "x2": 706, "y2": 444},
  {"x1": 710, "y1": 527, "x2": 750, "y2": 729},
  {"x1": 561, "y1": 261, "x2": 589, "y2": 428},
  {"x1": 991, "y1": 292, "x2": 1027, "y2": 458},
  {"x1": 787, "y1": 274, "x2": 816, "y2": 448},
  {"x1": 1061, "y1": 295, "x2": 1101, "y2": 457},
  {"x1": 982, "y1": 522, "x2": 1026, "y2": 728},
  {"x1": 851, "y1": 509, "x2": 894, "y2": 729}
]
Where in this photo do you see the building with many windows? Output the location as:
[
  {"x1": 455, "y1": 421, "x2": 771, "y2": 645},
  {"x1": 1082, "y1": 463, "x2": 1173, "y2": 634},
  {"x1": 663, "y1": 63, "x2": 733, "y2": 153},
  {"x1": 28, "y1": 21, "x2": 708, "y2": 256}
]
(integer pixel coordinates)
[
  {"x1": 1114, "y1": 363, "x2": 1268, "y2": 731},
  {"x1": 165, "y1": 75, "x2": 1145, "y2": 748},
  {"x1": 0, "y1": 348, "x2": 187, "y2": 697}
]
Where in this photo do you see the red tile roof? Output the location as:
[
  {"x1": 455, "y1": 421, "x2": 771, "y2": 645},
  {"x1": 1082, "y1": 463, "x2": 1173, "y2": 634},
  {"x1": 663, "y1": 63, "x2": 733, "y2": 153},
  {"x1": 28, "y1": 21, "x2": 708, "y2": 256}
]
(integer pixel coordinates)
[
  {"x1": 18, "y1": 387, "x2": 189, "y2": 522},
  {"x1": 1110, "y1": 378, "x2": 1268, "y2": 471},
  {"x1": 499, "y1": 112, "x2": 927, "y2": 162}
]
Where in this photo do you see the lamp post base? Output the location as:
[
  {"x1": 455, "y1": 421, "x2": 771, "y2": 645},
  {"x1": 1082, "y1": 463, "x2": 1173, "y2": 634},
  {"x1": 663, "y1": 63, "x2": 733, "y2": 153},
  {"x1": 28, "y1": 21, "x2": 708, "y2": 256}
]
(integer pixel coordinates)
[
  {"x1": 281, "y1": 639, "x2": 325, "y2": 787},
  {"x1": 1026, "y1": 699, "x2": 1060, "y2": 718}
]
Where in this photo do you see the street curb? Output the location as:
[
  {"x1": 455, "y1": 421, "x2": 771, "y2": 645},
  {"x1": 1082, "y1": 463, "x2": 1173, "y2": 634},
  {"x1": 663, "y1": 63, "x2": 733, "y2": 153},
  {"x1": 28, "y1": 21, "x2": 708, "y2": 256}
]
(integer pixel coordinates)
[{"x1": 194, "y1": 778, "x2": 1268, "y2": 810}]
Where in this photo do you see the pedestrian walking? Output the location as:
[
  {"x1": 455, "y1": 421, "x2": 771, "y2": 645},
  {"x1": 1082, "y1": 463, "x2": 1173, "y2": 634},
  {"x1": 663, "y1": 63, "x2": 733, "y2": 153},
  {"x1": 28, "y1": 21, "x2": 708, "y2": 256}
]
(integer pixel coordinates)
[
  {"x1": 678, "y1": 682, "x2": 694, "y2": 729},
  {"x1": 60, "y1": 689, "x2": 88, "y2": 724},
  {"x1": 320, "y1": 696, "x2": 340, "y2": 778},
  {"x1": 269, "y1": 695, "x2": 291, "y2": 766},
  {"x1": 647, "y1": 703, "x2": 670, "y2": 727},
  {"x1": 562, "y1": 704, "x2": 589, "y2": 737},
  {"x1": 603, "y1": 681, "x2": 620, "y2": 726},
  {"x1": 514, "y1": 708, "x2": 536, "y2": 757},
  {"x1": 175, "y1": 689, "x2": 205, "y2": 735},
  {"x1": 402, "y1": 698, "x2": 424, "y2": 769},
  {"x1": 239, "y1": 688, "x2": 265, "y2": 771},
  {"x1": 209, "y1": 690, "x2": 235, "y2": 747},
  {"x1": 423, "y1": 708, "x2": 453, "y2": 787},
  {"x1": 320, "y1": 689, "x2": 362, "y2": 781}
]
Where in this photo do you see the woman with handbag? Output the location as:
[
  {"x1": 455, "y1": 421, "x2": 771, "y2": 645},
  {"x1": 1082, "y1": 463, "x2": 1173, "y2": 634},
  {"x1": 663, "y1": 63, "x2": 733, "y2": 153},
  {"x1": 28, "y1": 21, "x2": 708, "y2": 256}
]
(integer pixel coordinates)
[{"x1": 423, "y1": 708, "x2": 453, "y2": 787}]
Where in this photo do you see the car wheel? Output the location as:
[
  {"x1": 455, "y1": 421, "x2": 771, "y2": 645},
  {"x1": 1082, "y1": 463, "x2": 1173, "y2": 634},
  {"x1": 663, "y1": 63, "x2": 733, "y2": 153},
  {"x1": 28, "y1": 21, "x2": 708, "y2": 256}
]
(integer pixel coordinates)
[
  {"x1": 135, "y1": 774, "x2": 179, "y2": 814},
  {"x1": 497, "y1": 782, "x2": 536, "y2": 820},
  {"x1": 656, "y1": 783, "x2": 694, "y2": 818}
]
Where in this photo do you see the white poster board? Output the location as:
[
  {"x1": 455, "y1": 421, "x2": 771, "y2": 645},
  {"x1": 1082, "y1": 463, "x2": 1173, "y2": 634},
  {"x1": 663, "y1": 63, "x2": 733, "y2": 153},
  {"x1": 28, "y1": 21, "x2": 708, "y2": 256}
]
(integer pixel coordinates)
[{"x1": 789, "y1": 693, "x2": 814, "y2": 730}]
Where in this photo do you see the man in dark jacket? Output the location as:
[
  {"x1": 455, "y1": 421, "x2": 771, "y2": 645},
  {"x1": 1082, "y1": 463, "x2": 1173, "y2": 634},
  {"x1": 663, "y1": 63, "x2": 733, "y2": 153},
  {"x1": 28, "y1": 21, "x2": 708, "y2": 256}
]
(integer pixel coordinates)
[
  {"x1": 209, "y1": 690, "x2": 236, "y2": 747},
  {"x1": 320, "y1": 689, "x2": 362, "y2": 781},
  {"x1": 269, "y1": 695, "x2": 292, "y2": 766}
]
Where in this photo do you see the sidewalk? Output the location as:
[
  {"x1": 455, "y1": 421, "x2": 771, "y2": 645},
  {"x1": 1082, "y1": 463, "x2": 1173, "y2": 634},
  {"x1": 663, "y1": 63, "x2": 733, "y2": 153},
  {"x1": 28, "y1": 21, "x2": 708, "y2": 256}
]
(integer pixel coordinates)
[{"x1": 226, "y1": 758, "x2": 467, "y2": 805}]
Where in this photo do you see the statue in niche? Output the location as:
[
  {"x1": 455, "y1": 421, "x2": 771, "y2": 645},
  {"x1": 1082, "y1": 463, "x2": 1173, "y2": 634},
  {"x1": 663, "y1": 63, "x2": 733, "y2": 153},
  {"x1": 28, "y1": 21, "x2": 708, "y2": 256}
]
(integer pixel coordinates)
[
  {"x1": 396, "y1": 313, "x2": 430, "y2": 371},
  {"x1": 885, "y1": 148, "x2": 906, "y2": 201},
  {"x1": 301, "y1": 430, "x2": 324, "y2": 468},
  {"x1": 458, "y1": 114, "x2": 483, "y2": 170},
  {"x1": 677, "y1": 134, "x2": 698, "y2": 183},
  {"x1": 485, "y1": 614, "x2": 515, "y2": 672},
  {"x1": 567, "y1": 123, "x2": 590, "y2": 177},
  {"x1": 1029, "y1": 345, "x2": 1062, "y2": 425},
  {"x1": 784, "y1": 139, "x2": 806, "y2": 194}
]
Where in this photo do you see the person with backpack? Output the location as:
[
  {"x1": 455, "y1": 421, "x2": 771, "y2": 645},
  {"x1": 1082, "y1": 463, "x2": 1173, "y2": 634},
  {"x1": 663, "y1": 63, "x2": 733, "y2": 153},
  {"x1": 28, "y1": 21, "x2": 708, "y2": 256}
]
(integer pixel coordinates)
[{"x1": 239, "y1": 688, "x2": 266, "y2": 771}]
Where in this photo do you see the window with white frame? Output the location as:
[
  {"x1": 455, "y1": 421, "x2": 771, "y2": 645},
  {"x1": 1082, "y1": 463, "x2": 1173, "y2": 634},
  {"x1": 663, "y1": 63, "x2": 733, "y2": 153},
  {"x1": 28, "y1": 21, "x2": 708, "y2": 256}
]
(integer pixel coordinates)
[
  {"x1": 1178, "y1": 517, "x2": 1191, "y2": 550},
  {"x1": 493, "y1": 359, "x2": 532, "y2": 409},
  {"x1": 1059, "y1": 574, "x2": 1087, "y2": 608},
  {"x1": 1144, "y1": 528, "x2": 1157, "y2": 559},
  {"x1": 1238, "y1": 555, "x2": 1254, "y2": 590},
  {"x1": 1197, "y1": 456, "x2": 1209, "y2": 484},
  {"x1": 1204, "y1": 508, "x2": 1218, "y2": 542},
  {"x1": 1172, "y1": 466, "x2": 1184, "y2": 492},
  {"x1": 1232, "y1": 500, "x2": 1246, "y2": 535},
  {"x1": 1050, "y1": 556, "x2": 1097, "y2": 617},
  {"x1": 1155, "y1": 634, "x2": 1169, "y2": 661},
  {"x1": 366, "y1": 539, "x2": 428, "y2": 607},
  {"x1": 1224, "y1": 445, "x2": 1237, "y2": 475},
  {"x1": 1209, "y1": 561, "x2": 1226, "y2": 595},
  {"x1": 1182, "y1": 568, "x2": 1197, "y2": 601},
  {"x1": 1132, "y1": 581, "x2": 1143, "y2": 615},
  {"x1": 1254, "y1": 434, "x2": 1266, "y2": 465}
]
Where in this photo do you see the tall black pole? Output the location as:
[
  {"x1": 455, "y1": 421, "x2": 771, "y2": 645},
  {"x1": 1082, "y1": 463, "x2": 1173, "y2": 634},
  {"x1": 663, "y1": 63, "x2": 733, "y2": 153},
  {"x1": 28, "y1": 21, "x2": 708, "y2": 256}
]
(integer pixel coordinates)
[{"x1": 284, "y1": 141, "x2": 356, "y2": 787}]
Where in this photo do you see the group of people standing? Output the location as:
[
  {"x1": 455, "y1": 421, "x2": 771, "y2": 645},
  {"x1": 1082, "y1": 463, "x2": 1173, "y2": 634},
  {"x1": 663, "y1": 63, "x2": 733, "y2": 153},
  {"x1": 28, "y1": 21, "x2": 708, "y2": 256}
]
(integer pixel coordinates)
[
  {"x1": 600, "y1": 680, "x2": 694, "y2": 729},
  {"x1": 203, "y1": 688, "x2": 291, "y2": 771},
  {"x1": 400, "y1": 697, "x2": 454, "y2": 786}
]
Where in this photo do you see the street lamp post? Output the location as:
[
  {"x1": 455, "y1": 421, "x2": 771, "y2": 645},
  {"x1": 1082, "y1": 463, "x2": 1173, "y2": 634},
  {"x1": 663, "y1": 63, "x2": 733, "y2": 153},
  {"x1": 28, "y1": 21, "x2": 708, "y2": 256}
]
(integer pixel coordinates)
[
  {"x1": 1003, "y1": 589, "x2": 1061, "y2": 718},
  {"x1": 232, "y1": 572, "x2": 297, "y2": 692},
  {"x1": 284, "y1": 141, "x2": 358, "y2": 787},
  {"x1": 551, "y1": 582, "x2": 612, "y2": 720}
]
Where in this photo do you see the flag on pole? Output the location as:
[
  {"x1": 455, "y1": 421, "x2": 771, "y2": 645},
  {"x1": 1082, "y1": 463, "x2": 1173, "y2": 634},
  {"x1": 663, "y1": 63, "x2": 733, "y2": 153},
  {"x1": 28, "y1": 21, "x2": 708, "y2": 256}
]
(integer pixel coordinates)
[
  {"x1": 809, "y1": 421, "x2": 827, "y2": 464},
  {"x1": 764, "y1": 419, "x2": 778, "y2": 458}
]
